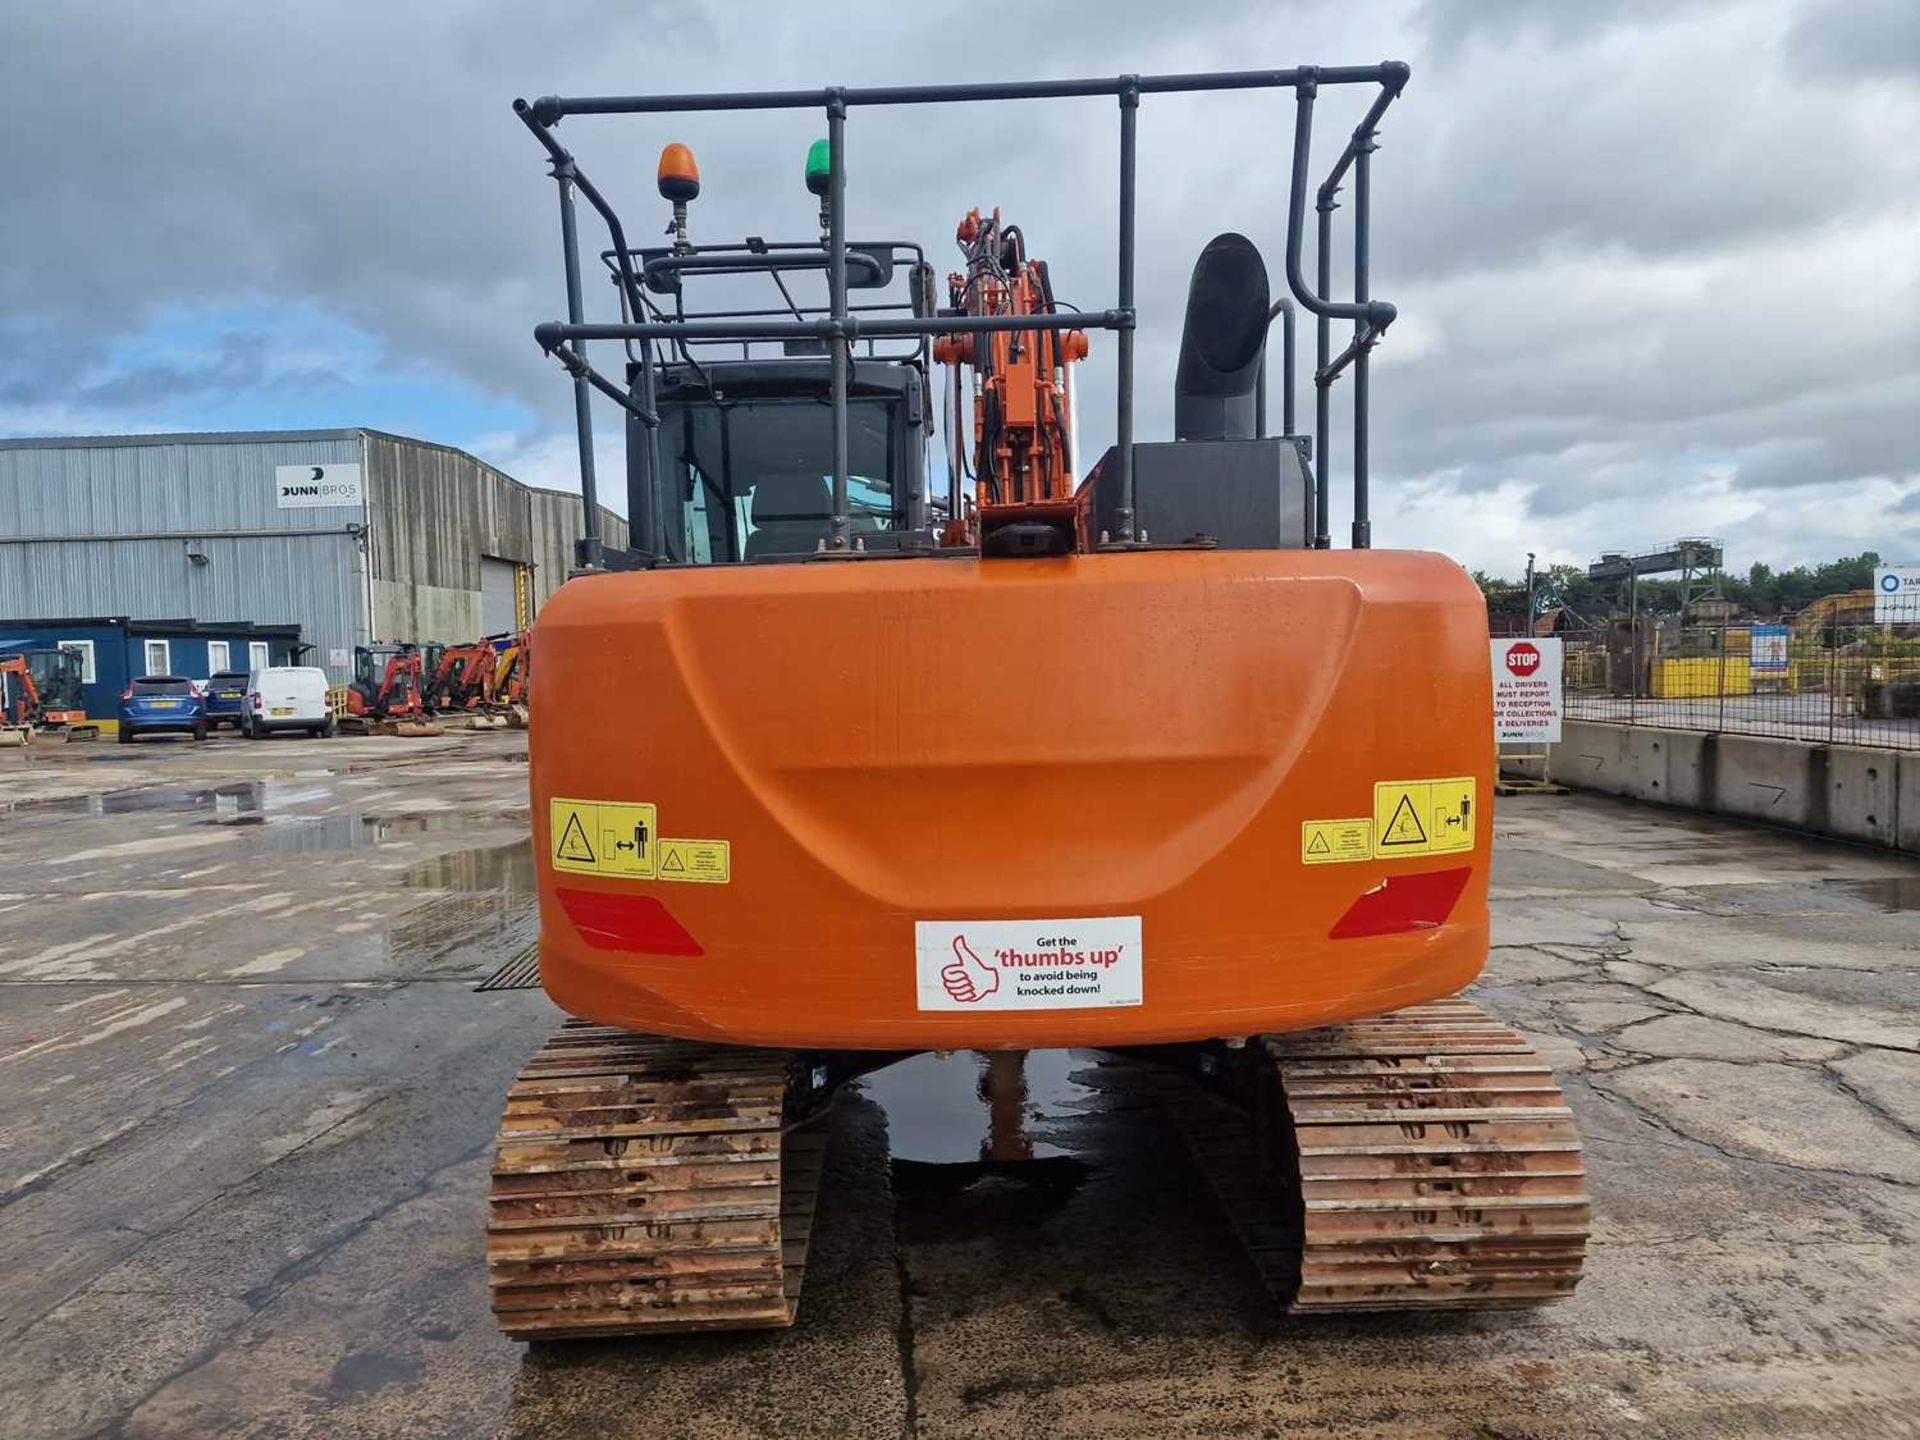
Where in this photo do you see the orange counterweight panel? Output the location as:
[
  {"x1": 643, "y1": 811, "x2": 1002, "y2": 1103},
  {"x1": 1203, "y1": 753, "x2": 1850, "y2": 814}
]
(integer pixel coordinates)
[{"x1": 529, "y1": 548, "x2": 1494, "y2": 1051}]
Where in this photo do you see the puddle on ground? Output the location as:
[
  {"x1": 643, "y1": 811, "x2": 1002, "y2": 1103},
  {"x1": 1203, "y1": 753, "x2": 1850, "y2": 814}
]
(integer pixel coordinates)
[
  {"x1": 2, "y1": 770, "x2": 526, "y2": 853},
  {"x1": 201, "y1": 809, "x2": 526, "y2": 853},
  {"x1": 1, "y1": 781, "x2": 267, "y2": 817},
  {"x1": 869, "y1": 1050, "x2": 1097, "y2": 1203},
  {"x1": 19, "y1": 747, "x2": 151, "y2": 766},
  {"x1": 386, "y1": 887, "x2": 538, "y2": 975},
  {"x1": 865, "y1": 1051, "x2": 1093, "y2": 1170},
  {"x1": 402, "y1": 839, "x2": 538, "y2": 900},
  {"x1": 1824, "y1": 876, "x2": 1920, "y2": 911},
  {"x1": 351, "y1": 839, "x2": 541, "y2": 977}
]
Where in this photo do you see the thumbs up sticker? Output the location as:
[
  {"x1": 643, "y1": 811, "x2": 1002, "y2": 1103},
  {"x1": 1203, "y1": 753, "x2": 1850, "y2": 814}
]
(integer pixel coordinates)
[
  {"x1": 940, "y1": 935, "x2": 1001, "y2": 1004},
  {"x1": 915, "y1": 917, "x2": 1143, "y2": 1011}
]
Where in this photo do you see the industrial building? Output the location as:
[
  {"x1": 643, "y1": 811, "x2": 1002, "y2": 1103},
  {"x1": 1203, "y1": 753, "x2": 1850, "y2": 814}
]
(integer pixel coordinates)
[{"x1": 0, "y1": 429, "x2": 626, "y2": 685}]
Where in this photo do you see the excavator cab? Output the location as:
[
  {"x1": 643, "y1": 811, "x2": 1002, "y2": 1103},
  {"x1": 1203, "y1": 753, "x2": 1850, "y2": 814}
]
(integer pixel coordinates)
[
  {"x1": 488, "y1": 64, "x2": 1589, "y2": 1341},
  {"x1": 646, "y1": 358, "x2": 928, "y2": 562},
  {"x1": 608, "y1": 176, "x2": 938, "y2": 564}
]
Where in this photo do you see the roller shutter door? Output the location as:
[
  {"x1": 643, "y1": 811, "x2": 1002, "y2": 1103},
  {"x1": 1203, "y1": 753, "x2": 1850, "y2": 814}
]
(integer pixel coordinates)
[{"x1": 480, "y1": 557, "x2": 518, "y2": 636}]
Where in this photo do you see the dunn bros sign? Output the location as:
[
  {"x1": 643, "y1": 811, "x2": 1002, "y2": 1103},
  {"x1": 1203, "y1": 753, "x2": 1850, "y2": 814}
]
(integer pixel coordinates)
[{"x1": 273, "y1": 463, "x2": 364, "y2": 509}]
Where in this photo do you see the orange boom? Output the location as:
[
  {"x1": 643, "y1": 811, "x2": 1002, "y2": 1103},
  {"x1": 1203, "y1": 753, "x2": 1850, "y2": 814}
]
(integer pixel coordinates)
[{"x1": 488, "y1": 63, "x2": 1588, "y2": 1343}]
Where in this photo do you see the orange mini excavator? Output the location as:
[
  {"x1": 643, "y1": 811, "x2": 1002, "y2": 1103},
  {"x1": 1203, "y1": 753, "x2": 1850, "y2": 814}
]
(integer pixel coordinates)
[
  {"x1": 425, "y1": 641, "x2": 499, "y2": 712},
  {"x1": 490, "y1": 63, "x2": 1589, "y2": 1340},
  {"x1": 340, "y1": 644, "x2": 441, "y2": 736},
  {"x1": 0, "y1": 647, "x2": 96, "y2": 741}
]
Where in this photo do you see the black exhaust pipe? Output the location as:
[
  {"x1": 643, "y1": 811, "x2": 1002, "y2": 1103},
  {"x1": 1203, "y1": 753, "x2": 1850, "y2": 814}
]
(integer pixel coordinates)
[{"x1": 1174, "y1": 233, "x2": 1270, "y2": 442}]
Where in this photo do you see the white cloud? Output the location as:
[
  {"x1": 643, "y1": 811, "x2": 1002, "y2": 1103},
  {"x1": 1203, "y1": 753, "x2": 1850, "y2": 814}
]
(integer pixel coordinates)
[{"x1": 1, "y1": 0, "x2": 1914, "y2": 578}]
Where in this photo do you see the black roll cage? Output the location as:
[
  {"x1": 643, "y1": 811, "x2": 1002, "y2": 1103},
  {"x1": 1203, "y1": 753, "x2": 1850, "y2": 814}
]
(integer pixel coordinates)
[{"x1": 514, "y1": 63, "x2": 1409, "y2": 567}]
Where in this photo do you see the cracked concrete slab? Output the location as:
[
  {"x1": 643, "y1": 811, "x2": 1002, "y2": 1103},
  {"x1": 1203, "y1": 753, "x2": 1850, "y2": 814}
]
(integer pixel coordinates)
[
  {"x1": 1607, "y1": 914, "x2": 1920, "y2": 973},
  {"x1": 1599, "y1": 1057, "x2": 1920, "y2": 1185},
  {"x1": 1483, "y1": 946, "x2": 1585, "y2": 984},
  {"x1": 2, "y1": 741, "x2": 1918, "y2": 1438},
  {"x1": 1603, "y1": 957, "x2": 1673, "y2": 987},
  {"x1": 1649, "y1": 971, "x2": 1919, "y2": 1053},
  {"x1": 1613, "y1": 1013, "x2": 1851, "y2": 1063},
  {"x1": 1555, "y1": 1000, "x2": 1670, "y2": 1033},
  {"x1": 1830, "y1": 1048, "x2": 1920, "y2": 1134}
]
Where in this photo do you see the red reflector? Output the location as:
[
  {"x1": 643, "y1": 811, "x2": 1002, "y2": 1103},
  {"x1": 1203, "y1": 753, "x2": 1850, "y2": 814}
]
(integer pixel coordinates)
[
  {"x1": 1329, "y1": 867, "x2": 1472, "y2": 940},
  {"x1": 556, "y1": 887, "x2": 705, "y2": 957}
]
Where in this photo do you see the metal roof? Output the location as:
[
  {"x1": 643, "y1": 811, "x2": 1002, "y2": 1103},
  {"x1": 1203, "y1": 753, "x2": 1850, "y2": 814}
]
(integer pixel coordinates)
[
  {"x1": 0, "y1": 615, "x2": 302, "y2": 638},
  {"x1": 0, "y1": 428, "x2": 591, "y2": 504},
  {"x1": 0, "y1": 428, "x2": 364, "y2": 450}
]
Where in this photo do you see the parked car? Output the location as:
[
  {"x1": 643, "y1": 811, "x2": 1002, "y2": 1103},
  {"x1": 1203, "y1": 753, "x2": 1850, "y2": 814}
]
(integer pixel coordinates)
[
  {"x1": 244, "y1": 666, "x2": 334, "y2": 739},
  {"x1": 202, "y1": 669, "x2": 250, "y2": 730},
  {"x1": 118, "y1": 676, "x2": 207, "y2": 743}
]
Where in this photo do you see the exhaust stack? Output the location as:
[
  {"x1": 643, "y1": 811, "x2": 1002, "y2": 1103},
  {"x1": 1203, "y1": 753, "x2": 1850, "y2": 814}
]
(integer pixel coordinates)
[{"x1": 1174, "y1": 233, "x2": 1270, "y2": 442}]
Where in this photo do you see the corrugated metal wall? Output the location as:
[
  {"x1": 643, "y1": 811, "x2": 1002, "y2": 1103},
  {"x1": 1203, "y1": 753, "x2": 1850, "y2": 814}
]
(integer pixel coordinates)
[
  {"x1": 0, "y1": 431, "x2": 361, "y2": 536},
  {"x1": 525, "y1": 487, "x2": 630, "y2": 606},
  {"x1": 1, "y1": 429, "x2": 630, "y2": 671},
  {"x1": 364, "y1": 432, "x2": 628, "y2": 642},
  {"x1": 0, "y1": 433, "x2": 366, "y2": 676}
]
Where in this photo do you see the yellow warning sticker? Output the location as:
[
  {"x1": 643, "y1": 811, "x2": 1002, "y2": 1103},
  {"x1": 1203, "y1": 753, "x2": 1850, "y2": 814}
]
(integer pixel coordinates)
[
  {"x1": 550, "y1": 797, "x2": 657, "y2": 879},
  {"x1": 1301, "y1": 818, "x2": 1374, "y2": 865},
  {"x1": 656, "y1": 837, "x2": 731, "y2": 885},
  {"x1": 1372, "y1": 778, "x2": 1476, "y2": 858}
]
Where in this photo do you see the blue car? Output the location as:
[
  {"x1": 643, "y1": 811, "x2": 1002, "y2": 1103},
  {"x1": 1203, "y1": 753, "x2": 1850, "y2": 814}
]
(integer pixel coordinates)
[
  {"x1": 118, "y1": 675, "x2": 207, "y2": 744},
  {"x1": 202, "y1": 669, "x2": 250, "y2": 730}
]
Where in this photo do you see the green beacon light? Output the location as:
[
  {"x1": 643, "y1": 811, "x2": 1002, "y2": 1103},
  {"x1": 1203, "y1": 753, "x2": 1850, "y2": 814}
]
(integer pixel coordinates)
[
  {"x1": 804, "y1": 139, "x2": 832, "y2": 198},
  {"x1": 805, "y1": 139, "x2": 833, "y2": 242}
]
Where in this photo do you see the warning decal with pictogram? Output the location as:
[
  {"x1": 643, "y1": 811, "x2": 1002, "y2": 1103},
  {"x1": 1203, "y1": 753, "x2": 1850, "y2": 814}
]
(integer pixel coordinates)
[
  {"x1": 1379, "y1": 794, "x2": 1428, "y2": 848},
  {"x1": 1371, "y1": 778, "x2": 1476, "y2": 859},
  {"x1": 555, "y1": 810, "x2": 596, "y2": 864},
  {"x1": 655, "y1": 838, "x2": 731, "y2": 884},
  {"x1": 550, "y1": 797, "x2": 658, "y2": 879},
  {"x1": 1300, "y1": 817, "x2": 1374, "y2": 865}
]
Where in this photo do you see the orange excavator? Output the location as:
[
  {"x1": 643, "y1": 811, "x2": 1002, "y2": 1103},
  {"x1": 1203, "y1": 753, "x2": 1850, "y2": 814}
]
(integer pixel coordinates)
[
  {"x1": 425, "y1": 641, "x2": 499, "y2": 711},
  {"x1": 490, "y1": 63, "x2": 1588, "y2": 1341},
  {"x1": 341, "y1": 645, "x2": 440, "y2": 736},
  {"x1": 0, "y1": 648, "x2": 98, "y2": 742}
]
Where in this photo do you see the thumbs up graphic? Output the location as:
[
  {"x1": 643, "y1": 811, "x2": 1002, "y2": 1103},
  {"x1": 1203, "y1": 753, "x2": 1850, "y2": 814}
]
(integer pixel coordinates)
[{"x1": 940, "y1": 935, "x2": 1000, "y2": 1004}]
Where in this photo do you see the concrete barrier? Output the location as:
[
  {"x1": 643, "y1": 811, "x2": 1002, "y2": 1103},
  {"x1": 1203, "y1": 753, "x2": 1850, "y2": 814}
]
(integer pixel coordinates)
[
  {"x1": 1546, "y1": 719, "x2": 1916, "y2": 855},
  {"x1": 1899, "y1": 754, "x2": 1920, "y2": 854}
]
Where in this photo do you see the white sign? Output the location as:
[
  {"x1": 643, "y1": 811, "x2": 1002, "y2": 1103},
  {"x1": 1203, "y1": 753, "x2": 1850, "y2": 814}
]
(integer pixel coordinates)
[
  {"x1": 327, "y1": 648, "x2": 351, "y2": 668},
  {"x1": 1874, "y1": 567, "x2": 1920, "y2": 623},
  {"x1": 1492, "y1": 637, "x2": 1563, "y2": 745},
  {"x1": 915, "y1": 916, "x2": 1142, "y2": 1011},
  {"x1": 275, "y1": 463, "x2": 364, "y2": 509},
  {"x1": 1749, "y1": 624, "x2": 1789, "y2": 674}
]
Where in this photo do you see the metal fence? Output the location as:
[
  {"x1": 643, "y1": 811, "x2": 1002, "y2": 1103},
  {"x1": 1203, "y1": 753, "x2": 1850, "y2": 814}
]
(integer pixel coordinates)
[{"x1": 1559, "y1": 617, "x2": 1920, "y2": 752}]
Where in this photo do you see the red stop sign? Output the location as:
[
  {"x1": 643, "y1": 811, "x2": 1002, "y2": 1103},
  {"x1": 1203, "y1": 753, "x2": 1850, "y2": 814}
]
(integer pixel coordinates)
[{"x1": 1506, "y1": 642, "x2": 1541, "y2": 676}]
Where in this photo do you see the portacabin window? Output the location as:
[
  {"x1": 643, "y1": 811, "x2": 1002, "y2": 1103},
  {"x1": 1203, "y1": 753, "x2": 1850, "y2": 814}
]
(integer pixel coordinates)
[
  {"x1": 59, "y1": 640, "x2": 97, "y2": 684},
  {"x1": 249, "y1": 640, "x2": 270, "y2": 672},
  {"x1": 143, "y1": 640, "x2": 170, "y2": 677},
  {"x1": 207, "y1": 640, "x2": 230, "y2": 674}
]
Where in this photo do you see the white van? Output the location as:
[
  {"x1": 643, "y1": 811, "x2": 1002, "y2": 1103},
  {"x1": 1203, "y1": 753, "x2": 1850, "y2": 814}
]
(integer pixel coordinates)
[{"x1": 244, "y1": 666, "x2": 334, "y2": 739}]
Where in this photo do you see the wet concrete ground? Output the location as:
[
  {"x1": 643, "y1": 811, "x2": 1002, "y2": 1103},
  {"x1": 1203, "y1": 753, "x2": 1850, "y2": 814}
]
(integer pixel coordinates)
[{"x1": 0, "y1": 732, "x2": 1915, "y2": 1439}]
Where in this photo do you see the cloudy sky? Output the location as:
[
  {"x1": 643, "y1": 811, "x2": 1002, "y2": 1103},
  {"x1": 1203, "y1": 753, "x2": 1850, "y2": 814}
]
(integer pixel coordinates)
[{"x1": 2, "y1": 0, "x2": 1915, "y2": 576}]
